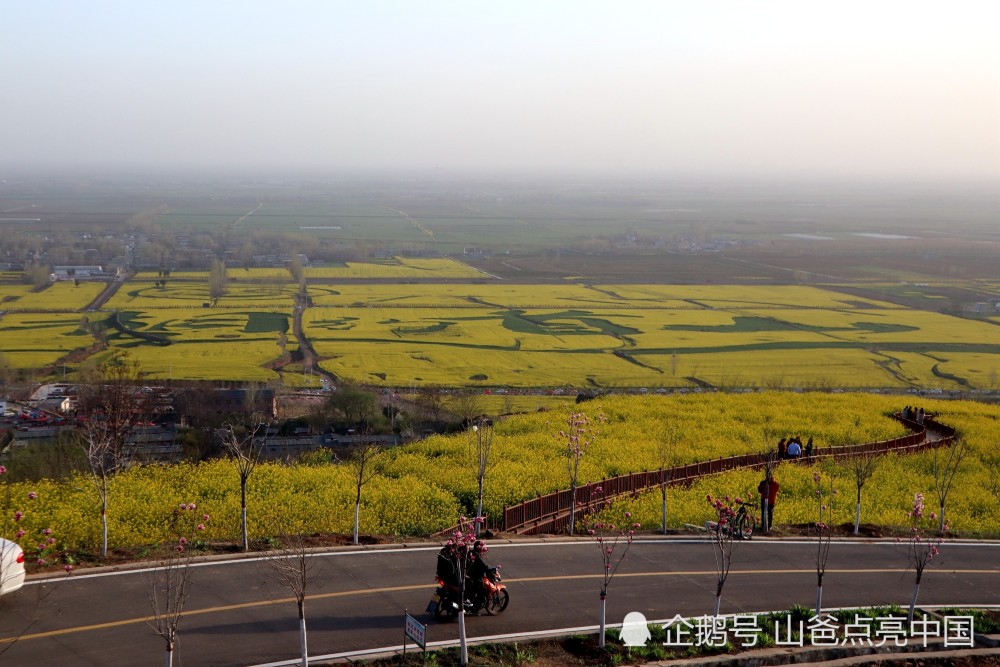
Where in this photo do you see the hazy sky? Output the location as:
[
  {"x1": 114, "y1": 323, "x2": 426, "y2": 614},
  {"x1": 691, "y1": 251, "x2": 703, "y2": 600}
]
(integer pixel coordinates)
[{"x1": 3, "y1": 1, "x2": 998, "y2": 181}]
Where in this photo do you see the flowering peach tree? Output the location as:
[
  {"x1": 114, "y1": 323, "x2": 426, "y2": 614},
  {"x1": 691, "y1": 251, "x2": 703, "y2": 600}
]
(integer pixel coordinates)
[
  {"x1": 147, "y1": 502, "x2": 209, "y2": 667},
  {"x1": 586, "y1": 492, "x2": 639, "y2": 649},
  {"x1": 705, "y1": 493, "x2": 745, "y2": 618},
  {"x1": 558, "y1": 410, "x2": 602, "y2": 535},
  {"x1": 901, "y1": 492, "x2": 944, "y2": 625},
  {"x1": 441, "y1": 517, "x2": 481, "y2": 666}
]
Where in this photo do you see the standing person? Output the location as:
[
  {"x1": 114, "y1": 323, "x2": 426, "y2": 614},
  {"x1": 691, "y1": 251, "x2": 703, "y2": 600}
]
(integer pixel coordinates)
[
  {"x1": 758, "y1": 474, "x2": 779, "y2": 531},
  {"x1": 777, "y1": 438, "x2": 787, "y2": 459},
  {"x1": 804, "y1": 437, "x2": 814, "y2": 457}
]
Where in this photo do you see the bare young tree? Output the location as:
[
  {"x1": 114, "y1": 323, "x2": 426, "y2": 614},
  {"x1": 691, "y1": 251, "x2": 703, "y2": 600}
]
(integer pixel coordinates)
[
  {"x1": 655, "y1": 429, "x2": 679, "y2": 534},
  {"x1": 345, "y1": 441, "x2": 382, "y2": 545},
  {"x1": 415, "y1": 387, "x2": 447, "y2": 424},
  {"x1": 931, "y1": 437, "x2": 967, "y2": 534},
  {"x1": 811, "y1": 472, "x2": 835, "y2": 616},
  {"x1": 76, "y1": 352, "x2": 151, "y2": 559},
  {"x1": 986, "y1": 455, "x2": 1000, "y2": 508},
  {"x1": 847, "y1": 448, "x2": 879, "y2": 535},
  {"x1": 468, "y1": 416, "x2": 495, "y2": 537},
  {"x1": 208, "y1": 258, "x2": 227, "y2": 300},
  {"x1": 260, "y1": 533, "x2": 320, "y2": 667},
  {"x1": 219, "y1": 389, "x2": 271, "y2": 551},
  {"x1": 450, "y1": 390, "x2": 484, "y2": 425}
]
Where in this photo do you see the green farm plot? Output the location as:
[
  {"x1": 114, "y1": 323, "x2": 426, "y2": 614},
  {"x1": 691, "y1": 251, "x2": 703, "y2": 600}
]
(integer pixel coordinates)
[{"x1": 0, "y1": 313, "x2": 93, "y2": 369}]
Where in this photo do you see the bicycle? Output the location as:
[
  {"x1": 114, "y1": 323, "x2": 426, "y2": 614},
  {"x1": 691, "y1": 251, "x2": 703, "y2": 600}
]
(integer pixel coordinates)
[
  {"x1": 732, "y1": 500, "x2": 757, "y2": 540},
  {"x1": 706, "y1": 500, "x2": 757, "y2": 540}
]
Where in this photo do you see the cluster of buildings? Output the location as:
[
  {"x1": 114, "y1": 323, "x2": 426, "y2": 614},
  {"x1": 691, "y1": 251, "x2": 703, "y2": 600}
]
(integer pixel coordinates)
[{"x1": 1, "y1": 384, "x2": 396, "y2": 464}]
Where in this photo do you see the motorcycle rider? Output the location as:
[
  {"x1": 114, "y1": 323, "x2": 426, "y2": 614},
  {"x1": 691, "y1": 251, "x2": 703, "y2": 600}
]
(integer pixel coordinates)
[{"x1": 466, "y1": 540, "x2": 490, "y2": 608}]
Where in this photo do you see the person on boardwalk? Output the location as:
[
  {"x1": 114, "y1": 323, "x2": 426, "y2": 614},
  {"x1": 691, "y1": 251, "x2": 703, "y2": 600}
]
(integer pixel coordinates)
[
  {"x1": 786, "y1": 438, "x2": 802, "y2": 458},
  {"x1": 804, "y1": 437, "x2": 813, "y2": 457},
  {"x1": 758, "y1": 475, "x2": 779, "y2": 531},
  {"x1": 777, "y1": 438, "x2": 787, "y2": 458}
]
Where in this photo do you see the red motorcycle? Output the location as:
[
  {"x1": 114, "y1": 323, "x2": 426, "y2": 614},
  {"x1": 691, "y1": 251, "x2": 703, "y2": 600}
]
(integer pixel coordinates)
[{"x1": 427, "y1": 566, "x2": 509, "y2": 621}]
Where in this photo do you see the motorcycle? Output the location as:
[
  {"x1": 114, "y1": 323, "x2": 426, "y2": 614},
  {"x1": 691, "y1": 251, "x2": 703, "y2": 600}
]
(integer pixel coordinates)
[{"x1": 426, "y1": 566, "x2": 509, "y2": 621}]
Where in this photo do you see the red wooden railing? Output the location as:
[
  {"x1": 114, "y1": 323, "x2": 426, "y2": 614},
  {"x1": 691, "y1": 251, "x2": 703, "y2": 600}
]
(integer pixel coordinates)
[{"x1": 496, "y1": 414, "x2": 954, "y2": 535}]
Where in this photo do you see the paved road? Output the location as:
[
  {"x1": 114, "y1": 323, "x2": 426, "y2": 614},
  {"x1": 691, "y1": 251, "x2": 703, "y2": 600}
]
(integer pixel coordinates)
[{"x1": 2, "y1": 539, "x2": 998, "y2": 666}]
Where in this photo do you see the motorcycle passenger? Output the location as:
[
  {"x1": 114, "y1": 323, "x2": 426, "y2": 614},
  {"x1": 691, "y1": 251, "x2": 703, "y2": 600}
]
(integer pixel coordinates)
[
  {"x1": 436, "y1": 543, "x2": 461, "y2": 589},
  {"x1": 466, "y1": 540, "x2": 490, "y2": 608}
]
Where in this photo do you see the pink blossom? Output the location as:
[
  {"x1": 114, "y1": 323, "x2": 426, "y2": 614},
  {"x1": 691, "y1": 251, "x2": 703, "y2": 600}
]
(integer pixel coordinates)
[
  {"x1": 197, "y1": 524, "x2": 206, "y2": 531},
  {"x1": 27, "y1": 491, "x2": 38, "y2": 500},
  {"x1": 42, "y1": 528, "x2": 52, "y2": 536},
  {"x1": 624, "y1": 512, "x2": 632, "y2": 519},
  {"x1": 36, "y1": 558, "x2": 46, "y2": 566},
  {"x1": 13, "y1": 510, "x2": 23, "y2": 522},
  {"x1": 64, "y1": 564, "x2": 74, "y2": 574},
  {"x1": 187, "y1": 503, "x2": 196, "y2": 511},
  {"x1": 15, "y1": 529, "x2": 25, "y2": 539},
  {"x1": 203, "y1": 514, "x2": 210, "y2": 521},
  {"x1": 47, "y1": 537, "x2": 55, "y2": 545},
  {"x1": 0, "y1": 465, "x2": 6, "y2": 474},
  {"x1": 179, "y1": 536, "x2": 188, "y2": 545},
  {"x1": 176, "y1": 545, "x2": 185, "y2": 552}
]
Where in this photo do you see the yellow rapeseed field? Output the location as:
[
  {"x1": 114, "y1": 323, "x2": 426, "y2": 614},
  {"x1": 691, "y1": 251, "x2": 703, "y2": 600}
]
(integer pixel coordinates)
[{"x1": 5, "y1": 393, "x2": 997, "y2": 556}]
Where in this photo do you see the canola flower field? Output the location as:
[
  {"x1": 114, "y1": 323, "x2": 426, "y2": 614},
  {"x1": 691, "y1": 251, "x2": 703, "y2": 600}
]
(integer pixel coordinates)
[{"x1": 3, "y1": 393, "x2": 998, "y2": 557}]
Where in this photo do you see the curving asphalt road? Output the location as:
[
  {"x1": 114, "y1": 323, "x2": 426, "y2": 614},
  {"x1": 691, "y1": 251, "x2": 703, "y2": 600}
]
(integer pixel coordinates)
[{"x1": 2, "y1": 538, "x2": 999, "y2": 666}]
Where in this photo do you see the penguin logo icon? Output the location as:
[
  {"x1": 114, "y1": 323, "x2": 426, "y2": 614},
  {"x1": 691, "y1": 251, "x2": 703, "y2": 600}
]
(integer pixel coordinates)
[{"x1": 620, "y1": 611, "x2": 651, "y2": 647}]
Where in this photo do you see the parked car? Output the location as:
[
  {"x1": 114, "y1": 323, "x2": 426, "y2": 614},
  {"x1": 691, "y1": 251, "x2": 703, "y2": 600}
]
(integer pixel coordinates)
[{"x1": 1, "y1": 538, "x2": 26, "y2": 597}]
